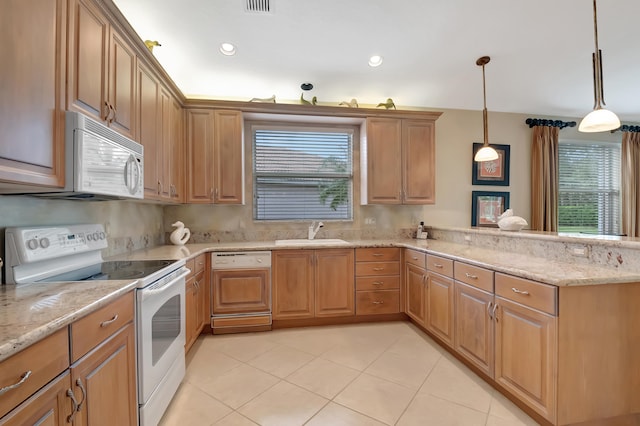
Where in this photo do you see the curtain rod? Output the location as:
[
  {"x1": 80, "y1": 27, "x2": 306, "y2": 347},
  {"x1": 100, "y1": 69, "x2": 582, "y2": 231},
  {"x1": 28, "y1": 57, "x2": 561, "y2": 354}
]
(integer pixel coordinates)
[
  {"x1": 611, "y1": 124, "x2": 640, "y2": 133},
  {"x1": 525, "y1": 118, "x2": 577, "y2": 129}
]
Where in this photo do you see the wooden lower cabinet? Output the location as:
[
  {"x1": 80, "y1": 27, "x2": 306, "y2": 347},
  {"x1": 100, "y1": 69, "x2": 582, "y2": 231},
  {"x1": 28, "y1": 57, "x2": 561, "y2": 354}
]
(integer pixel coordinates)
[
  {"x1": 495, "y1": 296, "x2": 557, "y2": 423},
  {"x1": 70, "y1": 322, "x2": 137, "y2": 426},
  {"x1": 273, "y1": 249, "x2": 354, "y2": 320},
  {"x1": 425, "y1": 271, "x2": 454, "y2": 347},
  {"x1": 405, "y1": 263, "x2": 426, "y2": 325},
  {"x1": 454, "y1": 281, "x2": 494, "y2": 377},
  {"x1": 0, "y1": 371, "x2": 72, "y2": 426},
  {"x1": 186, "y1": 254, "x2": 207, "y2": 353}
]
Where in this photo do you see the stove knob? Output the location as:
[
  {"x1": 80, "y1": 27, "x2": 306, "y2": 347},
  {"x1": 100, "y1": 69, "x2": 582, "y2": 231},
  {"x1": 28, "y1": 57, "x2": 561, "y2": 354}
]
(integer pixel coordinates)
[
  {"x1": 87, "y1": 234, "x2": 93, "y2": 241},
  {"x1": 39, "y1": 238, "x2": 50, "y2": 249},
  {"x1": 92, "y1": 232, "x2": 99, "y2": 241},
  {"x1": 27, "y1": 238, "x2": 39, "y2": 250},
  {"x1": 99, "y1": 232, "x2": 106, "y2": 240}
]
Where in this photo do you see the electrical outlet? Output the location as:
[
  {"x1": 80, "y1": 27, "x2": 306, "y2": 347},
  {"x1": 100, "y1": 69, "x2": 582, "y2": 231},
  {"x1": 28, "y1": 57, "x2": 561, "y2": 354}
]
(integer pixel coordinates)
[
  {"x1": 364, "y1": 217, "x2": 376, "y2": 225},
  {"x1": 569, "y1": 245, "x2": 588, "y2": 257}
]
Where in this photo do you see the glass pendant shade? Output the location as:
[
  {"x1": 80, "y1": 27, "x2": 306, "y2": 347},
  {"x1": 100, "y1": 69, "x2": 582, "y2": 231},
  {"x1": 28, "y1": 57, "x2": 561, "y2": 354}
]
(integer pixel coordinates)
[
  {"x1": 474, "y1": 145, "x2": 499, "y2": 162},
  {"x1": 578, "y1": 108, "x2": 621, "y2": 133}
]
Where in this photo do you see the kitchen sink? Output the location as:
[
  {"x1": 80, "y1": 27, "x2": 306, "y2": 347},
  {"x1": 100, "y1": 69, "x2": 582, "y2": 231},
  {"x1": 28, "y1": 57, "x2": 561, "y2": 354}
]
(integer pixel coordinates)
[{"x1": 274, "y1": 238, "x2": 350, "y2": 246}]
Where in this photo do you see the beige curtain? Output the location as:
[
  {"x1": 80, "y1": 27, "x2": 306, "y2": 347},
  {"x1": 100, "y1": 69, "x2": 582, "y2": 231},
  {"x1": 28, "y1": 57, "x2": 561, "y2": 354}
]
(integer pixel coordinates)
[
  {"x1": 530, "y1": 126, "x2": 559, "y2": 231},
  {"x1": 621, "y1": 132, "x2": 640, "y2": 237}
]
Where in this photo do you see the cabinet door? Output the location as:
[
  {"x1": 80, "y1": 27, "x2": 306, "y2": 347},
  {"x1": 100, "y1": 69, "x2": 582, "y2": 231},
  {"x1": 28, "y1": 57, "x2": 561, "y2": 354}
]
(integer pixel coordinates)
[
  {"x1": 67, "y1": 0, "x2": 108, "y2": 123},
  {"x1": 454, "y1": 281, "x2": 494, "y2": 377},
  {"x1": 186, "y1": 109, "x2": 215, "y2": 203},
  {"x1": 170, "y1": 98, "x2": 184, "y2": 202},
  {"x1": 365, "y1": 118, "x2": 402, "y2": 204},
  {"x1": 71, "y1": 323, "x2": 137, "y2": 426},
  {"x1": 494, "y1": 297, "x2": 557, "y2": 422},
  {"x1": 0, "y1": 0, "x2": 66, "y2": 187},
  {"x1": 108, "y1": 29, "x2": 136, "y2": 139},
  {"x1": 0, "y1": 372, "x2": 72, "y2": 426},
  {"x1": 426, "y1": 272, "x2": 454, "y2": 347},
  {"x1": 195, "y1": 270, "x2": 206, "y2": 336},
  {"x1": 272, "y1": 250, "x2": 314, "y2": 319},
  {"x1": 402, "y1": 120, "x2": 435, "y2": 204},
  {"x1": 138, "y1": 62, "x2": 160, "y2": 199},
  {"x1": 405, "y1": 263, "x2": 426, "y2": 326},
  {"x1": 212, "y1": 269, "x2": 270, "y2": 314},
  {"x1": 159, "y1": 88, "x2": 172, "y2": 200},
  {"x1": 315, "y1": 249, "x2": 355, "y2": 317},
  {"x1": 213, "y1": 110, "x2": 244, "y2": 204},
  {"x1": 185, "y1": 275, "x2": 197, "y2": 353}
]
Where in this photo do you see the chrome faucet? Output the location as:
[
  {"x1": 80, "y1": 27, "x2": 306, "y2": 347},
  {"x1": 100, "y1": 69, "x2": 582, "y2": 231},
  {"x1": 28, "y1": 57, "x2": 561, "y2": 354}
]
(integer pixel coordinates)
[{"x1": 308, "y1": 221, "x2": 324, "y2": 240}]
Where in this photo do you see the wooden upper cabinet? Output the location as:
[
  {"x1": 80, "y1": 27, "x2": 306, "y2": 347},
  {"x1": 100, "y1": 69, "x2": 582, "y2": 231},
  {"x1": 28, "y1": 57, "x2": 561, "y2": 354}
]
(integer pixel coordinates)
[
  {"x1": 363, "y1": 117, "x2": 436, "y2": 205},
  {"x1": 186, "y1": 109, "x2": 215, "y2": 203},
  {"x1": 137, "y1": 62, "x2": 160, "y2": 199},
  {"x1": 0, "y1": 0, "x2": 66, "y2": 188},
  {"x1": 402, "y1": 120, "x2": 435, "y2": 204},
  {"x1": 365, "y1": 118, "x2": 402, "y2": 204},
  {"x1": 170, "y1": 98, "x2": 184, "y2": 202},
  {"x1": 186, "y1": 109, "x2": 244, "y2": 204},
  {"x1": 214, "y1": 110, "x2": 244, "y2": 204},
  {"x1": 160, "y1": 88, "x2": 172, "y2": 199},
  {"x1": 67, "y1": 0, "x2": 136, "y2": 139}
]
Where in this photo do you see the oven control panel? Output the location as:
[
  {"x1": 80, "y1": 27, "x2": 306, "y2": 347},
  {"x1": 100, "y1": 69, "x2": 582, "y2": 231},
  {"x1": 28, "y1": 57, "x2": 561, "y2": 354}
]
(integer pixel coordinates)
[
  {"x1": 5, "y1": 224, "x2": 107, "y2": 265},
  {"x1": 211, "y1": 251, "x2": 272, "y2": 269}
]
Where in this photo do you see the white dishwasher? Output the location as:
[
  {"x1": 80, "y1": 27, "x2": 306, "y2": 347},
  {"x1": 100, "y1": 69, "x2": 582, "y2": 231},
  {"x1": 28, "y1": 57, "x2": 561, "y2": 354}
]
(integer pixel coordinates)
[{"x1": 210, "y1": 251, "x2": 272, "y2": 334}]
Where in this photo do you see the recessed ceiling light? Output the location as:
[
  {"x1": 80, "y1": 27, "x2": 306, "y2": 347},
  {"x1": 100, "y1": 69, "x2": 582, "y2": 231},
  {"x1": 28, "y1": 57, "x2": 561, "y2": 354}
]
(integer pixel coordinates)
[
  {"x1": 368, "y1": 55, "x2": 383, "y2": 67},
  {"x1": 220, "y1": 43, "x2": 236, "y2": 56}
]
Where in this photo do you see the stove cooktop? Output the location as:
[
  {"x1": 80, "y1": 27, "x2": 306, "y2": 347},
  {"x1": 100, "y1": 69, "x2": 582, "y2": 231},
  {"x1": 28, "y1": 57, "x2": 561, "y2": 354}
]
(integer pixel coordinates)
[{"x1": 39, "y1": 260, "x2": 175, "y2": 282}]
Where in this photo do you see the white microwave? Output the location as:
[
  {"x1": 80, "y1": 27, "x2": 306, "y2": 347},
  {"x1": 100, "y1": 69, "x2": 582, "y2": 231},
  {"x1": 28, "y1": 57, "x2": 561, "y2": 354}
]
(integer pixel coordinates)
[{"x1": 30, "y1": 111, "x2": 144, "y2": 200}]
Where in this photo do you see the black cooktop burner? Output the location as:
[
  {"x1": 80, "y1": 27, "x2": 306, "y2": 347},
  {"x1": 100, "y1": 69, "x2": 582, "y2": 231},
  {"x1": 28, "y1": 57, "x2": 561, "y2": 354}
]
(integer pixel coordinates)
[{"x1": 39, "y1": 259, "x2": 175, "y2": 282}]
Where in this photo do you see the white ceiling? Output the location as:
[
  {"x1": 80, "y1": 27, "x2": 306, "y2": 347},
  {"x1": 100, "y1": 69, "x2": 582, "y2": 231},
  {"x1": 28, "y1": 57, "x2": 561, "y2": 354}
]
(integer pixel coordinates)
[{"x1": 113, "y1": 0, "x2": 640, "y2": 121}]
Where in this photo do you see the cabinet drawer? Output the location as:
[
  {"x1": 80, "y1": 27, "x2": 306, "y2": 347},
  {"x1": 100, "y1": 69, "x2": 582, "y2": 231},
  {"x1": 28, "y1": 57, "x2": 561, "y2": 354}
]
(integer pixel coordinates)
[
  {"x1": 355, "y1": 261, "x2": 400, "y2": 277},
  {"x1": 356, "y1": 290, "x2": 400, "y2": 315},
  {"x1": 185, "y1": 258, "x2": 196, "y2": 277},
  {"x1": 70, "y1": 292, "x2": 134, "y2": 362},
  {"x1": 0, "y1": 328, "x2": 69, "y2": 419},
  {"x1": 495, "y1": 273, "x2": 557, "y2": 316},
  {"x1": 193, "y1": 254, "x2": 206, "y2": 274},
  {"x1": 356, "y1": 247, "x2": 400, "y2": 262},
  {"x1": 426, "y1": 254, "x2": 454, "y2": 277},
  {"x1": 454, "y1": 262, "x2": 494, "y2": 292},
  {"x1": 356, "y1": 275, "x2": 400, "y2": 291},
  {"x1": 404, "y1": 249, "x2": 426, "y2": 267}
]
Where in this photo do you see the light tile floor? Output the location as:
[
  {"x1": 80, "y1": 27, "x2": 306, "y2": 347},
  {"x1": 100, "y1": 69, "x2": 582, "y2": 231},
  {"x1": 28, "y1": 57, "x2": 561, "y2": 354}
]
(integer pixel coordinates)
[{"x1": 160, "y1": 321, "x2": 540, "y2": 426}]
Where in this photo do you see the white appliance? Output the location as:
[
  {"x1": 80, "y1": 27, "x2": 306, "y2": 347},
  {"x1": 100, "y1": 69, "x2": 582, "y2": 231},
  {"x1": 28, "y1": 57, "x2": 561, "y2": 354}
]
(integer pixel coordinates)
[
  {"x1": 9, "y1": 111, "x2": 144, "y2": 200},
  {"x1": 4, "y1": 224, "x2": 188, "y2": 426}
]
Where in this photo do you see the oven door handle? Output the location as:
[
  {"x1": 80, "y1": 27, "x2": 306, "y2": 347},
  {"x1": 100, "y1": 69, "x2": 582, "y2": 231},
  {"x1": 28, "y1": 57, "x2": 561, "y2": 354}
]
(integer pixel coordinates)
[{"x1": 139, "y1": 268, "x2": 190, "y2": 302}]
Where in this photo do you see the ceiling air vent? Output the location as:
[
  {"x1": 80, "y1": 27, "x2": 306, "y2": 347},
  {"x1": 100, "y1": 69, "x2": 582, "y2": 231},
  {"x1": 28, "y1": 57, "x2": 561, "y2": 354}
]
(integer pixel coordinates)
[{"x1": 245, "y1": 0, "x2": 273, "y2": 13}]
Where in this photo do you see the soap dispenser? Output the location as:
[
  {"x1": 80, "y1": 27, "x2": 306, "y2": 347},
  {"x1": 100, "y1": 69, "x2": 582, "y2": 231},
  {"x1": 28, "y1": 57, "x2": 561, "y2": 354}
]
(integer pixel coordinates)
[{"x1": 416, "y1": 222, "x2": 424, "y2": 239}]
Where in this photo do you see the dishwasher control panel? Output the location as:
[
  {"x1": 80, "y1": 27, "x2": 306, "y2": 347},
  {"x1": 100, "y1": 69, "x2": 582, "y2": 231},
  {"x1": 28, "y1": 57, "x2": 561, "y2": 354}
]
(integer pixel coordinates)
[{"x1": 211, "y1": 251, "x2": 271, "y2": 269}]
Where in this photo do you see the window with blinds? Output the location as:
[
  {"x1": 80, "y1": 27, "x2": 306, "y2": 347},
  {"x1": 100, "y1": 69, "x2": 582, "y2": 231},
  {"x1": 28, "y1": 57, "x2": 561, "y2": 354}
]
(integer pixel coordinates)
[
  {"x1": 253, "y1": 126, "x2": 353, "y2": 221},
  {"x1": 558, "y1": 140, "x2": 621, "y2": 235}
]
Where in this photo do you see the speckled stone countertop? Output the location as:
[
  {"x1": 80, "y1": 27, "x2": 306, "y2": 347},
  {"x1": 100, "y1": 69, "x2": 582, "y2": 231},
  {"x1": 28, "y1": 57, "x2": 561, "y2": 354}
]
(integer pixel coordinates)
[
  {"x1": 4, "y1": 237, "x2": 640, "y2": 363},
  {"x1": 0, "y1": 279, "x2": 137, "y2": 363}
]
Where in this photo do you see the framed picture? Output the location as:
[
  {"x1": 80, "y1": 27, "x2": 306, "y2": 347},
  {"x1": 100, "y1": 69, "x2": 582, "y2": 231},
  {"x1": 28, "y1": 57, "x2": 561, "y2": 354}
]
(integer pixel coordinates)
[
  {"x1": 471, "y1": 191, "x2": 510, "y2": 227},
  {"x1": 472, "y1": 143, "x2": 510, "y2": 186}
]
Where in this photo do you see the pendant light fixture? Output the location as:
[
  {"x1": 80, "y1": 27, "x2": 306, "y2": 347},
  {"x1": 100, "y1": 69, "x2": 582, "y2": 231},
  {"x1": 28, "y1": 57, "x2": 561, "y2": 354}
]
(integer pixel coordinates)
[
  {"x1": 474, "y1": 56, "x2": 499, "y2": 162},
  {"x1": 578, "y1": 0, "x2": 620, "y2": 133}
]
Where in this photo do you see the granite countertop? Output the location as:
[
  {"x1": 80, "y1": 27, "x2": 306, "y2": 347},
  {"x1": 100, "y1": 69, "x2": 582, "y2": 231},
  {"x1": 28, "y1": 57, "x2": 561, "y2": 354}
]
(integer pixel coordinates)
[{"x1": 3, "y1": 237, "x2": 640, "y2": 363}]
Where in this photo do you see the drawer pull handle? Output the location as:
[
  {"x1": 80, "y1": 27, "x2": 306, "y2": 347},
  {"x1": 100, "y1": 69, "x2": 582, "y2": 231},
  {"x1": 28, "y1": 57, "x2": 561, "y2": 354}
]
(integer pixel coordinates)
[
  {"x1": 0, "y1": 370, "x2": 31, "y2": 396},
  {"x1": 372, "y1": 301, "x2": 384, "y2": 305},
  {"x1": 487, "y1": 302, "x2": 493, "y2": 319},
  {"x1": 100, "y1": 314, "x2": 119, "y2": 327},
  {"x1": 373, "y1": 267, "x2": 384, "y2": 271},
  {"x1": 511, "y1": 287, "x2": 530, "y2": 296},
  {"x1": 67, "y1": 388, "x2": 80, "y2": 423},
  {"x1": 76, "y1": 378, "x2": 87, "y2": 412},
  {"x1": 372, "y1": 253, "x2": 384, "y2": 257},
  {"x1": 373, "y1": 281, "x2": 384, "y2": 286},
  {"x1": 465, "y1": 272, "x2": 478, "y2": 280},
  {"x1": 412, "y1": 256, "x2": 418, "y2": 260},
  {"x1": 433, "y1": 263, "x2": 443, "y2": 268}
]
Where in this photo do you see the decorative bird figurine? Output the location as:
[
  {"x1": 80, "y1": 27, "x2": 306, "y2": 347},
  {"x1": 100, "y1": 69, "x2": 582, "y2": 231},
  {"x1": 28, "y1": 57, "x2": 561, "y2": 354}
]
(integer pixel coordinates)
[
  {"x1": 377, "y1": 98, "x2": 396, "y2": 110},
  {"x1": 300, "y1": 93, "x2": 317, "y2": 105},
  {"x1": 249, "y1": 94, "x2": 276, "y2": 103},
  {"x1": 144, "y1": 40, "x2": 161, "y2": 52},
  {"x1": 169, "y1": 221, "x2": 191, "y2": 245},
  {"x1": 339, "y1": 98, "x2": 359, "y2": 108}
]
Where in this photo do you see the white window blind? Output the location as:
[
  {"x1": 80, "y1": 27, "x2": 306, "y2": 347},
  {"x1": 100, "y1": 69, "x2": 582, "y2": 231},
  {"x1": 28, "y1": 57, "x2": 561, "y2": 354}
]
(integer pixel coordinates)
[
  {"x1": 558, "y1": 141, "x2": 621, "y2": 235},
  {"x1": 253, "y1": 127, "x2": 353, "y2": 221}
]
